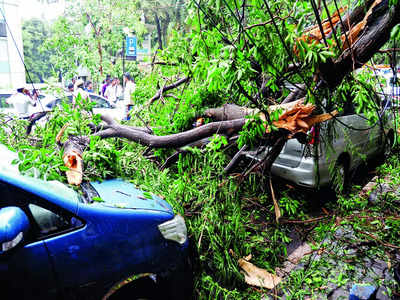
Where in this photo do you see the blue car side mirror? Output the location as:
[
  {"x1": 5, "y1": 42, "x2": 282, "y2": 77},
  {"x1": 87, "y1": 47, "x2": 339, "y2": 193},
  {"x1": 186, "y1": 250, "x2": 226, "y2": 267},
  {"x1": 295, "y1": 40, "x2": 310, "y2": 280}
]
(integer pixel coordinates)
[{"x1": 0, "y1": 207, "x2": 29, "y2": 253}]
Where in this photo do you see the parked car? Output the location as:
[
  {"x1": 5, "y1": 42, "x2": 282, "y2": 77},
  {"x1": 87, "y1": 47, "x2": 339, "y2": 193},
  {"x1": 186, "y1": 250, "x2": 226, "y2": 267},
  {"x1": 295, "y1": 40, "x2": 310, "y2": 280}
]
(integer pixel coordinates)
[
  {"x1": 43, "y1": 93, "x2": 125, "y2": 120},
  {"x1": 382, "y1": 75, "x2": 400, "y2": 108},
  {"x1": 0, "y1": 90, "x2": 15, "y2": 115},
  {"x1": 245, "y1": 103, "x2": 395, "y2": 193},
  {"x1": 0, "y1": 145, "x2": 192, "y2": 299},
  {"x1": 0, "y1": 91, "x2": 48, "y2": 118}
]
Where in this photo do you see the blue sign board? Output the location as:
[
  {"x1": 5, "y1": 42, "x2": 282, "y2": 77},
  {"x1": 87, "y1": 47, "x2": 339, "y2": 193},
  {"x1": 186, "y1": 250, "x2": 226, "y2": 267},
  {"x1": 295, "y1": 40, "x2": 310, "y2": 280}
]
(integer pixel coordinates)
[{"x1": 125, "y1": 36, "x2": 137, "y2": 59}]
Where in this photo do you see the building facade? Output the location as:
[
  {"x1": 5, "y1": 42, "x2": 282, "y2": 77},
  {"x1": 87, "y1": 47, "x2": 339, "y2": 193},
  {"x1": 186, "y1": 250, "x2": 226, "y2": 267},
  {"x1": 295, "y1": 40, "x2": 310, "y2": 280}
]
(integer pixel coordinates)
[{"x1": 0, "y1": 0, "x2": 25, "y2": 89}]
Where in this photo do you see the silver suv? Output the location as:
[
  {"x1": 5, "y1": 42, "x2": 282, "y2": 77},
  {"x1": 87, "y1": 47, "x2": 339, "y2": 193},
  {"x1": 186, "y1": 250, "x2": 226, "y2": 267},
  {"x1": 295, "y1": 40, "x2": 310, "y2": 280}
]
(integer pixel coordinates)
[{"x1": 246, "y1": 107, "x2": 395, "y2": 192}]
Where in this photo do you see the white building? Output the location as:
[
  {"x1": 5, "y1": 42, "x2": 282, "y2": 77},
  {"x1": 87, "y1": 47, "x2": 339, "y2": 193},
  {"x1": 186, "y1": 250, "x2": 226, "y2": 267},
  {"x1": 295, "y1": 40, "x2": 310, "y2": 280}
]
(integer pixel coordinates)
[{"x1": 0, "y1": 0, "x2": 25, "y2": 89}]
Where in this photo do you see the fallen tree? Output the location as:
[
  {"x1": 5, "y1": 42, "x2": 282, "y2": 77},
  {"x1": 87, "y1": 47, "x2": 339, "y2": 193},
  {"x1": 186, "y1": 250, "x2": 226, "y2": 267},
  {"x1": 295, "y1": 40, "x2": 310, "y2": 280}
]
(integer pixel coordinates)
[
  {"x1": 28, "y1": 0, "x2": 399, "y2": 205},
  {"x1": 56, "y1": 100, "x2": 338, "y2": 187}
]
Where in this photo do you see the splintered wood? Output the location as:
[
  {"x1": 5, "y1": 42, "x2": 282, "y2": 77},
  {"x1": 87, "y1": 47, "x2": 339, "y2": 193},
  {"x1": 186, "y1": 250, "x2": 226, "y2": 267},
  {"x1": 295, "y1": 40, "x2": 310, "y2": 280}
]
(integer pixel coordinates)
[
  {"x1": 294, "y1": 6, "x2": 347, "y2": 52},
  {"x1": 56, "y1": 124, "x2": 84, "y2": 186},
  {"x1": 63, "y1": 151, "x2": 83, "y2": 186},
  {"x1": 264, "y1": 99, "x2": 338, "y2": 136},
  {"x1": 295, "y1": 0, "x2": 383, "y2": 52}
]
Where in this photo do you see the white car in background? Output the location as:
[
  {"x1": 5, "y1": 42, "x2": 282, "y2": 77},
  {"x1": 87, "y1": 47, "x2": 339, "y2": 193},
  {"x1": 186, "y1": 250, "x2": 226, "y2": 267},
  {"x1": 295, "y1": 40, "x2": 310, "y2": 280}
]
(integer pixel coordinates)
[
  {"x1": 374, "y1": 72, "x2": 400, "y2": 108},
  {"x1": 0, "y1": 91, "x2": 50, "y2": 118},
  {"x1": 0, "y1": 90, "x2": 15, "y2": 116},
  {"x1": 42, "y1": 93, "x2": 125, "y2": 120}
]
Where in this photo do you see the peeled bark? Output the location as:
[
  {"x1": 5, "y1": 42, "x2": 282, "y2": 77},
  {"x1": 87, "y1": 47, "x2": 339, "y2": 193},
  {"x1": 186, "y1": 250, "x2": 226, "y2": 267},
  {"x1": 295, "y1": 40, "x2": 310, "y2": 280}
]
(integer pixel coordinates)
[{"x1": 204, "y1": 104, "x2": 256, "y2": 121}]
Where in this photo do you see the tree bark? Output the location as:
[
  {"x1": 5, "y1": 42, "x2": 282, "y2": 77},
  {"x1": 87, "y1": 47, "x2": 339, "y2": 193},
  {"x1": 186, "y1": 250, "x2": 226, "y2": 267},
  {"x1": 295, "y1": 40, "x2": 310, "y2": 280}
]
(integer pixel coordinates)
[
  {"x1": 319, "y1": 0, "x2": 400, "y2": 88},
  {"x1": 204, "y1": 104, "x2": 256, "y2": 121},
  {"x1": 92, "y1": 118, "x2": 246, "y2": 148},
  {"x1": 154, "y1": 12, "x2": 163, "y2": 50}
]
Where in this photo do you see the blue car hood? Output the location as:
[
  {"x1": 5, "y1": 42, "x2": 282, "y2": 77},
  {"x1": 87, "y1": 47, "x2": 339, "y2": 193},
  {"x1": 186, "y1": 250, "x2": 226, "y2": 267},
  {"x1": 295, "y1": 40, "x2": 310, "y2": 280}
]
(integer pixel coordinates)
[{"x1": 90, "y1": 179, "x2": 173, "y2": 214}]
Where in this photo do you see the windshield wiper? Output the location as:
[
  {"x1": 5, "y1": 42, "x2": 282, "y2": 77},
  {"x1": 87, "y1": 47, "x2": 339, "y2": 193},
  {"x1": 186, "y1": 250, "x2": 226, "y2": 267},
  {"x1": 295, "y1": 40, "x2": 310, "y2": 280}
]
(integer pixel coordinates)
[{"x1": 80, "y1": 182, "x2": 100, "y2": 204}]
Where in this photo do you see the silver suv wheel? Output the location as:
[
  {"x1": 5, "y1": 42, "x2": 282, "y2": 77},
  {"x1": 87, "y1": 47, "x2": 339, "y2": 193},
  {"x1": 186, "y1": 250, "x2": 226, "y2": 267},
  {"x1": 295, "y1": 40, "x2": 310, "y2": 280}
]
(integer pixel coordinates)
[{"x1": 383, "y1": 136, "x2": 393, "y2": 159}]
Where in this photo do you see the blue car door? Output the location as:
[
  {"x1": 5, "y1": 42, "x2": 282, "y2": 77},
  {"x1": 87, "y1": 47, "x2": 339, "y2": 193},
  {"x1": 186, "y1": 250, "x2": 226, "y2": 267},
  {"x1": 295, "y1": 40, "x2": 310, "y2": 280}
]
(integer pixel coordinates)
[
  {"x1": 0, "y1": 239, "x2": 58, "y2": 299},
  {"x1": 0, "y1": 182, "x2": 58, "y2": 299},
  {"x1": 25, "y1": 201, "x2": 88, "y2": 298}
]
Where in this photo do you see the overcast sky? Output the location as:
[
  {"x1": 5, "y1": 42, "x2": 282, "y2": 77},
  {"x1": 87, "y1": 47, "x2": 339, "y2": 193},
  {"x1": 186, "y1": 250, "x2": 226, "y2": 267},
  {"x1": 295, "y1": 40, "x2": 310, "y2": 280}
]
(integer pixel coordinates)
[{"x1": 22, "y1": 0, "x2": 66, "y2": 21}]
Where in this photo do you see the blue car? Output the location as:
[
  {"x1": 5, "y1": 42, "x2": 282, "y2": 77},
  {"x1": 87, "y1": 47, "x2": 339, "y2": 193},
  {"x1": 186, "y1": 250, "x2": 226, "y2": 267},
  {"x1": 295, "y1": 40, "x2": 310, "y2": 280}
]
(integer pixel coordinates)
[{"x1": 0, "y1": 146, "x2": 192, "y2": 299}]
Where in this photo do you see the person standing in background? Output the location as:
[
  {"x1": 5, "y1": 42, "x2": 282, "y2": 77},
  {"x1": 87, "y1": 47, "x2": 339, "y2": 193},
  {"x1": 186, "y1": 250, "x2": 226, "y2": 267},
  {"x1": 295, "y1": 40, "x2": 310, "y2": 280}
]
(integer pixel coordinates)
[
  {"x1": 73, "y1": 79, "x2": 89, "y2": 108},
  {"x1": 6, "y1": 87, "x2": 36, "y2": 115},
  {"x1": 85, "y1": 81, "x2": 93, "y2": 93},
  {"x1": 104, "y1": 77, "x2": 118, "y2": 106},
  {"x1": 115, "y1": 78, "x2": 123, "y2": 100},
  {"x1": 123, "y1": 72, "x2": 136, "y2": 120},
  {"x1": 102, "y1": 75, "x2": 111, "y2": 97}
]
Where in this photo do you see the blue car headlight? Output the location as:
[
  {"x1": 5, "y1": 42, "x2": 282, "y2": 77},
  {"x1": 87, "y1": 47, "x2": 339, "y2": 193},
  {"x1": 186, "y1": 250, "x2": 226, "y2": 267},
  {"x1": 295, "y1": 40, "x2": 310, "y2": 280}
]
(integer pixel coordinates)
[{"x1": 158, "y1": 215, "x2": 187, "y2": 245}]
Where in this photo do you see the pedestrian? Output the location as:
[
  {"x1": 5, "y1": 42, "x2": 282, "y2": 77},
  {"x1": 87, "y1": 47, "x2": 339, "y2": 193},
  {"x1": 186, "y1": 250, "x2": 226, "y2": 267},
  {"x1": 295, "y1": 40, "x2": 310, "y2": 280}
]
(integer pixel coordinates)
[
  {"x1": 6, "y1": 87, "x2": 36, "y2": 115},
  {"x1": 29, "y1": 88, "x2": 42, "y2": 113},
  {"x1": 101, "y1": 75, "x2": 111, "y2": 97},
  {"x1": 123, "y1": 72, "x2": 136, "y2": 120},
  {"x1": 73, "y1": 78, "x2": 89, "y2": 108},
  {"x1": 67, "y1": 83, "x2": 74, "y2": 93},
  {"x1": 84, "y1": 81, "x2": 93, "y2": 93},
  {"x1": 104, "y1": 77, "x2": 119, "y2": 105},
  {"x1": 115, "y1": 78, "x2": 123, "y2": 100},
  {"x1": 32, "y1": 89, "x2": 40, "y2": 101}
]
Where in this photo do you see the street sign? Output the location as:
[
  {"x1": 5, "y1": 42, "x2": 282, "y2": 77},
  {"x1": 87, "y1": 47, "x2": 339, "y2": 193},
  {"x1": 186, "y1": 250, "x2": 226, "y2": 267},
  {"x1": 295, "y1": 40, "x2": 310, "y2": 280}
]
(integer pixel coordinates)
[{"x1": 125, "y1": 36, "x2": 137, "y2": 60}]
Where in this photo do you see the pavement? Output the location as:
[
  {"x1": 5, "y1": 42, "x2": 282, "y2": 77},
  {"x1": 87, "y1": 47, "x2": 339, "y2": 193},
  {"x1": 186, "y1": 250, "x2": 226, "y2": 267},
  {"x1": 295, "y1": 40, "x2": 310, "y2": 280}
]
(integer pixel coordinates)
[{"x1": 263, "y1": 180, "x2": 400, "y2": 300}]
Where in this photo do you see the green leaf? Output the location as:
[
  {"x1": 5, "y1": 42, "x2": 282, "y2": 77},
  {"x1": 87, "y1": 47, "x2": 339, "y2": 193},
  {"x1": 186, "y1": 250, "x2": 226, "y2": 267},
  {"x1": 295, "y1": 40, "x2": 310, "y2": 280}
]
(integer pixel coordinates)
[
  {"x1": 92, "y1": 197, "x2": 105, "y2": 203},
  {"x1": 142, "y1": 191, "x2": 153, "y2": 199}
]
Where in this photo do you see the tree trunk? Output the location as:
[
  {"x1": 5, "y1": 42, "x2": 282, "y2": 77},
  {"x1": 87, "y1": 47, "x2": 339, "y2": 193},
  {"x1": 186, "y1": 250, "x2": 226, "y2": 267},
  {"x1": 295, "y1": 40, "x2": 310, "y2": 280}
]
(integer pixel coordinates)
[
  {"x1": 162, "y1": 12, "x2": 170, "y2": 48},
  {"x1": 154, "y1": 12, "x2": 163, "y2": 50},
  {"x1": 319, "y1": 0, "x2": 400, "y2": 88}
]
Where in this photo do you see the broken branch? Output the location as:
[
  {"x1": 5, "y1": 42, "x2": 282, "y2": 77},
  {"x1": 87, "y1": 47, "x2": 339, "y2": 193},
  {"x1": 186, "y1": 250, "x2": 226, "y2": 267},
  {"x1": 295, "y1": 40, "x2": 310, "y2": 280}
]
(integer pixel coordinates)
[{"x1": 148, "y1": 77, "x2": 190, "y2": 105}]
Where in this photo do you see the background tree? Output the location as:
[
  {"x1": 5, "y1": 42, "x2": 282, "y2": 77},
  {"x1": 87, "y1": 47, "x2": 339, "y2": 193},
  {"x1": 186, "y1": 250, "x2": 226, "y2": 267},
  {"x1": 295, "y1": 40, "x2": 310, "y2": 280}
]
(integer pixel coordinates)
[
  {"x1": 44, "y1": 0, "x2": 145, "y2": 86},
  {"x1": 22, "y1": 18, "x2": 55, "y2": 83}
]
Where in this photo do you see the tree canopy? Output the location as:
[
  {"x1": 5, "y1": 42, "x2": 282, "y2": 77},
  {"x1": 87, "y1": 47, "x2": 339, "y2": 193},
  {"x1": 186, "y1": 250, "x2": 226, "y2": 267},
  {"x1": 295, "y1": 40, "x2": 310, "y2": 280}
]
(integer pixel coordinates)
[
  {"x1": 7, "y1": 0, "x2": 400, "y2": 298},
  {"x1": 22, "y1": 18, "x2": 54, "y2": 83}
]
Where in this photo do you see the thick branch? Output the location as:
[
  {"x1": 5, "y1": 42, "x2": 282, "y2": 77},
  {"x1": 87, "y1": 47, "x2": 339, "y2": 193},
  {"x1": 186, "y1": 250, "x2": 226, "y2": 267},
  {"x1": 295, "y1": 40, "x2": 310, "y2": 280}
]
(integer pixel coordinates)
[
  {"x1": 319, "y1": 0, "x2": 400, "y2": 88},
  {"x1": 204, "y1": 104, "x2": 256, "y2": 121},
  {"x1": 93, "y1": 118, "x2": 246, "y2": 148},
  {"x1": 26, "y1": 111, "x2": 49, "y2": 135},
  {"x1": 281, "y1": 84, "x2": 306, "y2": 104}
]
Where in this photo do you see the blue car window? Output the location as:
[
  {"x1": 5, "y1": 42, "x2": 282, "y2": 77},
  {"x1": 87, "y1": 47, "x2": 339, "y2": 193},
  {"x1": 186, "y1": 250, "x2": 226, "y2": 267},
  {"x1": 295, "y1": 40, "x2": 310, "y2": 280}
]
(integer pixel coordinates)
[
  {"x1": 28, "y1": 204, "x2": 69, "y2": 236},
  {"x1": 0, "y1": 180, "x2": 84, "y2": 241}
]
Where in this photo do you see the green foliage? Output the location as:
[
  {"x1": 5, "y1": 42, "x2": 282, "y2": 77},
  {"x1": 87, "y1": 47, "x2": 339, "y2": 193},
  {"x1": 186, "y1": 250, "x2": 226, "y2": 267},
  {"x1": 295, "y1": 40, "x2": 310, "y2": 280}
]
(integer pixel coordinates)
[
  {"x1": 237, "y1": 114, "x2": 267, "y2": 149},
  {"x1": 44, "y1": 0, "x2": 143, "y2": 84},
  {"x1": 22, "y1": 18, "x2": 55, "y2": 83},
  {"x1": 8, "y1": 0, "x2": 400, "y2": 298}
]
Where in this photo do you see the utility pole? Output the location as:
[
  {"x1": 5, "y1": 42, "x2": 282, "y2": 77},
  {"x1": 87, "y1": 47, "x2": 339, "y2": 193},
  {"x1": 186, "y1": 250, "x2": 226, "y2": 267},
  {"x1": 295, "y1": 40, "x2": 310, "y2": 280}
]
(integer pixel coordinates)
[{"x1": 122, "y1": 37, "x2": 125, "y2": 80}]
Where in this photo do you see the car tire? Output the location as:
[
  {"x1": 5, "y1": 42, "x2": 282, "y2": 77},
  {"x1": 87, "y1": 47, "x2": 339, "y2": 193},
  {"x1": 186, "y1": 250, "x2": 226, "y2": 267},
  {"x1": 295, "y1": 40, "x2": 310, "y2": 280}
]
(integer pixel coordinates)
[
  {"x1": 382, "y1": 134, "x2": 393, "y2": 160},
  {"x1": 330, "y1": 159, "x2": 349, "y2": 196},
  {"x1": 108, "y1": 276, "x2": 159, "y2": 300},
  {"x1": 157, "y1": 258, "x2": 194, "y2": 300}
]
